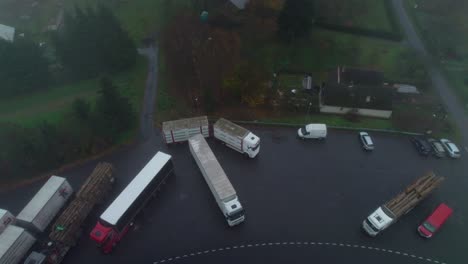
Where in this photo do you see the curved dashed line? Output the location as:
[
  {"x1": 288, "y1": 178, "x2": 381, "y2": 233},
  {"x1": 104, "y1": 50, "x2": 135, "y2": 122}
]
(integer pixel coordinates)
[{"x1": 152, "y1": 241, "x2": 447, "y2": 264}]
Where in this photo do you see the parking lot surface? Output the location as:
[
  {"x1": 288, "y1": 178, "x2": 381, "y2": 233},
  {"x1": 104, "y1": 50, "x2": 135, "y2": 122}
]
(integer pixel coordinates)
[{"x1": 1, "y1": 127, "x2": 465, "y2": 263}]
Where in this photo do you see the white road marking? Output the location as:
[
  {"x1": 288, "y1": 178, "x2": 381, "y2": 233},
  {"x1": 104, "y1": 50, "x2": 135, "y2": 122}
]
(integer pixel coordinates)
[{"x1": 152, "y1": 241, "x2": 446, "y2": 264}]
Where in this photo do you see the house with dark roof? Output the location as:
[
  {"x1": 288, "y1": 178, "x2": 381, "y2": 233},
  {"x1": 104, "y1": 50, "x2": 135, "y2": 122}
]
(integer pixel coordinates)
[{"x1": 320, "y1": 66, "x2": 393, "y2": 118}]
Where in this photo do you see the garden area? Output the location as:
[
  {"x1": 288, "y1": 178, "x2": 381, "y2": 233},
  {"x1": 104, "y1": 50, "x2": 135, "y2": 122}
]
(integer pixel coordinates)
[{"x1": 405, "y1": 0, "x2": 468, "y2": 114}]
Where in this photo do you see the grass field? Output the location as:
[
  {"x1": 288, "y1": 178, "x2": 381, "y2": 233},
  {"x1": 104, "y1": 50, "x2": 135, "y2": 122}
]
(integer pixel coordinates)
[
  {"x1": 404, "y1": 0, "x2": 468, "y2": 114},
  {"x1": 249, "y1": 27, "x2": 409, "y2": 82},
  {"x1": 0, "y1": 57, "x2": 147, "y2": 126},
  {"x1": 315, "y1": 0, "x2": 393, "y2": 32}
]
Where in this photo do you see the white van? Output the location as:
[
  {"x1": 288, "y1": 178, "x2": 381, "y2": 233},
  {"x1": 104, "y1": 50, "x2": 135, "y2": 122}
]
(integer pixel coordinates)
[{"x1": 298, "y1": 124, "x2": 327, "y2": 139}]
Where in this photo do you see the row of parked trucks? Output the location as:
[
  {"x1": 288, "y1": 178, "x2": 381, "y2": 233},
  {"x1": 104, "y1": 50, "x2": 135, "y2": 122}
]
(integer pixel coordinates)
[
  {"x1": 0, "y1": 116, "x2": 447, "y2": 263},
  {"x1": 0, "y1": 162, "x2": 114, "y2": 264}
]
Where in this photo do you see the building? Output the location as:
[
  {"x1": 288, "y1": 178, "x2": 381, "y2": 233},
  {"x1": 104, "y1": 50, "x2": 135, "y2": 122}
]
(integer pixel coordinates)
[
  {"x1": 229, "y1": 0, "x2": 249, "y2": 9},
  {"x1": 0, "y1": 24, "x2": 15, "y2": 42},
  {"x1": 320, "y1": 66, "x2": 393, "y2": 118}
]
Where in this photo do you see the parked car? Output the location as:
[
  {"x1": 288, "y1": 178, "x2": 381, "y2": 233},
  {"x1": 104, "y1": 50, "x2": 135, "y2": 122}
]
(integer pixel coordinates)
[
  {"x1": 410, "y1": 137, "x2": 431, "y2": 156},
  {"x1": 297, "y1": 124, "x2": 327, "y2": 140},
  {"x1": 417, "y1": 203, "x2": 453, "y2": 238},
  {"x1": 427, "y1": 138, "x2": 446, "y2": 158},
  {"x1": 440, "y1": 139, "x2": 461, "y2": 158},
  {"x1": 359, "y1": 132, "x2": 374, "y2": 151}
]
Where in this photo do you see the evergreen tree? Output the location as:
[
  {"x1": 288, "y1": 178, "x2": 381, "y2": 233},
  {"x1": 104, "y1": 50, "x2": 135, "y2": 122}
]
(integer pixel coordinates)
[
  {"x1": 0, "y1": 39, "x2": 50, "y2": 97},
  {"x1": 277, "y1": 0, "x2": 314, "y2": 41},
  {"x1": 94, "y1": 77, "x2": 136, "y2": 142},
  {"x1": 53, "y1": 6, "x2": 136, "y2": 79}
]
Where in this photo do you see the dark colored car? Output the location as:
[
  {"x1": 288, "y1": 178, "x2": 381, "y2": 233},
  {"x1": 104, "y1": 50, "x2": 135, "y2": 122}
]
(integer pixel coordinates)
[{"x1": 410, "y1": 137, "x2": 431, "y2": 156}]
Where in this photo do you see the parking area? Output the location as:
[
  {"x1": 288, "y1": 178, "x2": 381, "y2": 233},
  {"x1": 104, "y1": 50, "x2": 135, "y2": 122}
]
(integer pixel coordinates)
[{"x1": 1, "y1": 126, "x2": 465, "y2": 263}]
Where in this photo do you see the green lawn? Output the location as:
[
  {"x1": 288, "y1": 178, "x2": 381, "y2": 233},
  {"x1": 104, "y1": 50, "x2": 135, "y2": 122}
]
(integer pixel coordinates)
[
  {"x1": 0, "y1": 57, "x2": 147, "y2": 126},
  {"x1": 404, "y1": 0, "x2": 468, "y2": 114},
  {"x1": 249, "y1": 28, "x2": 408, "y2": 82},
  {"x1": 315, "y1": 0, "x2": 393, "y2": 32}
]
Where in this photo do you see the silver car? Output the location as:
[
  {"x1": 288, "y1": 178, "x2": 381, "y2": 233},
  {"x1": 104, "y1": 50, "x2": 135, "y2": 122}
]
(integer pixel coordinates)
[
  {"x1": 359, "y1": 132, "x2": 374, "y2": 151},
  {"x1": 440, "y1": 139, "x2": 461, "y2": 158}
]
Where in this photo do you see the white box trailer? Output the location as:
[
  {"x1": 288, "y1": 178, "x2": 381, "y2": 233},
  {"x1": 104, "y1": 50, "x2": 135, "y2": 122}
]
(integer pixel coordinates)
[
  {"x1": 16, "y1": 176, "x2": 73, "y2": 233},
  {"x1": 213, "y1": 118, "x2": 260, "y2": 158},
  {"x1": 0, "y1": 225, "x2": 36, "y2": 264},
  {"x1": 162, "y1": 116, "x2": 209, "y2": 144},
  {"x1": 0, "y1": 209, "x2": 15, "y2": 234},
  {"x1": 188, "y1": 134, "x2": 245, "y2": 226}
]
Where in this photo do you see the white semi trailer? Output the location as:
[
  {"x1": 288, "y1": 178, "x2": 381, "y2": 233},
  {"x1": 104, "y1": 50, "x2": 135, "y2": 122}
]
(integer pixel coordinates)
[
  {"x1": 0, "y1": 209, "x2": 15, "y2": 234},
  {"x1": 213, "y1": 118, "x2": 260, "y2": 158},
  {"x1": 16, "y1": 176, "x2": 73, "y2": 233},
  {"x1": 0, "y1": 225, "x2": 36, "y2": 264},
  {"x1": 188, "y1": 134, "x2": 245, "y2": 226},
  {"x1": 162, "y1": 116, "x2": 209, "y2": 144}
]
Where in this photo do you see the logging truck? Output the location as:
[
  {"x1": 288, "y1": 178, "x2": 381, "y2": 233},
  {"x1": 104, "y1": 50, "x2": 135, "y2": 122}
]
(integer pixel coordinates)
[
  {"x1": 362, "y1": 171, "x2": 444, "y2": 236},
  {"x1": 24, "y1": 162, "x2": 115, "y2": 264}
]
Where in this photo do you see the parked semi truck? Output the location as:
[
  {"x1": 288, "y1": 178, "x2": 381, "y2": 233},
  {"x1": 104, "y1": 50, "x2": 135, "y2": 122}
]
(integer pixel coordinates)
[
  {"x1": 162, "y1": 116, "x2": 209, "y2": 144},
  {"x1": 0, "y1": 225, "x2": 36, "y2": 264},
  {"x1": 90, "y1": 152, "x2": 174, "y2": 253},
  {"x1": 362, "y1": 171, "x2": 444, "y2": 236},
  {"x1": 0, "y1": 209, "x2": 15, "y2": 234},
  {"x1": 214, "y1": 118, "x2": 260, "y2": 158},
  {"x1": 16, "y1": 176, "x2": 73, "y2": 234},
  {"x1": 24, "y1": 162, "x2": 115, "y2": 264},
  {"x1": 188, "y1": 134, "x2": 245, "y2": 226}
]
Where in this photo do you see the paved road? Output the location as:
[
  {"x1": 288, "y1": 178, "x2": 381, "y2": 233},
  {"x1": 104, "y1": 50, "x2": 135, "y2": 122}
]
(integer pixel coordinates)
[
  {"x1": 392, "y1": 0, "x2": 468, "y2": 148},
  {"x1": 2, "y1": 127, "x2": 465, "y2": 264},
  {"x1": 137, "y1": 44, "x2": 159, "y2": 141}
]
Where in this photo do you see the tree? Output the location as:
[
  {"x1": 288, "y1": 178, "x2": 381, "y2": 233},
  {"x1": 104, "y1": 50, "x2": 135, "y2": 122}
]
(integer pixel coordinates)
[
  {"x1": 72, "y1": 98, "x2": 91, "y2": 121},
  {"x1": 163, "y1": 13, "x2": 241, "y2": 106},
  {"x1": 277, "y1": 0, "x2": 314, "y2": 41},
  {"x1": 53, "y1": 6, "x2": 136, "y2": 79},
  {"x1": 0, "y1": 38, "x2": 50, "y2": 97},
  {"x1": 224, "y1": 61, "x2": 268, "y2": 107},
  {"x1": 94, "y1": 77, "x2": 136, "y2": 142}
]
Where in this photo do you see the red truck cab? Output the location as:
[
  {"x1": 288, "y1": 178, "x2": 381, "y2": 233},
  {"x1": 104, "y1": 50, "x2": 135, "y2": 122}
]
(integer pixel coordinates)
[
  {"x1": 418, "y1": 203, "x2": 453, "y2": 238},
  {"x1": 90, "y1": 221, "x2": 130, "y2": 253}
]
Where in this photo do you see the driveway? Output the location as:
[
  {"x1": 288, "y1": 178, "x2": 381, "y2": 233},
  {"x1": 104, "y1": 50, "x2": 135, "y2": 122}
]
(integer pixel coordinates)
[{"x1": 391, "y1": 0, "x2": 468, "y2": 148}]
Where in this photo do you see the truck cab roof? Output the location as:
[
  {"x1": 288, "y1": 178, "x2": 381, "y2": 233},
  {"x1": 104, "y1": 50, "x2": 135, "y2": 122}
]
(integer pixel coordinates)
[
  {"x1": 244, "y1": 132, "x2": 260, "y2": 145},
  {"x1": 368, "y1": 207, "x2": 394, "y2": 230}
]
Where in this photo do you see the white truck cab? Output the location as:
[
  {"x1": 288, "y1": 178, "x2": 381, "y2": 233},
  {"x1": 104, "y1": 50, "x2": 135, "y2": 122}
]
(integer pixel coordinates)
[
  {"x1": 224, "y1": 198, "x2": 245, "y2": 226},
  {"x1": 214, "y1": 118, "x2": 260, "y2": 158},
  {"x1": 362, "y1": 206, "x2": 395, "y2": 236}
]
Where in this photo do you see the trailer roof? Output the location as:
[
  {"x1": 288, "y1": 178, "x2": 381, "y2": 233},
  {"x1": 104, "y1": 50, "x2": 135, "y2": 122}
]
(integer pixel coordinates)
[
  {"x1": 214, "y1": 118, "x2": 248, "y2": 138},
  {"x1": 100, "y1": 152, "x2": 171, "y2": 225},
  {"x1": 17, "y1": 176, "x2": 67, "y2": 222},
  {"x1": 189, "y1": 134, "x2": 236, "y2": 200},
  {"x1": 162, "y1": 116, "x2": 208, "y2": 132},
  {"x1": 0, "y1": 226, "x2": 28, "y2": 255}
]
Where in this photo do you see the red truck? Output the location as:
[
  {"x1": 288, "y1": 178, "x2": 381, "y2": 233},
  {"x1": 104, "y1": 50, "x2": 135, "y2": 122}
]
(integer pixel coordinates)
[{"x1": 90, "y1": 152, "x2": 174, "y2": 253}]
